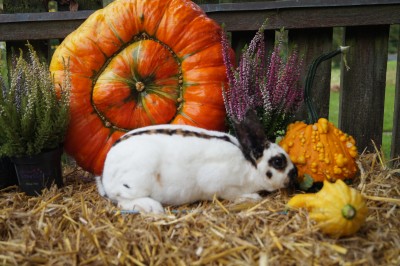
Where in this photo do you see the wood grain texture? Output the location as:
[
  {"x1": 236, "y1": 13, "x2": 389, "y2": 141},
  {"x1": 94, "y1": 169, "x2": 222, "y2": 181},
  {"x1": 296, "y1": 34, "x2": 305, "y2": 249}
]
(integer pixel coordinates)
[
  {"x1": 231, "y1": 30, "x2": 257, "y2": 65},
  {"x1": 230, "y1": 29, "x2": 275, "y2": 64},
  {"x1": 102, "y1": 0, "x2": 114, "y2": 7},
  {"x1": 47, "y1": 0, "x2": 59, "y2": 64},
  {"x1": 391, "y1": 30, "x2": 400, "y2": 162},
  {"x1": 201, "y1": 0, "x2": 400, "y2": 12},
  {"x1": 209, "y1": 5, "x2": 400, "y2": 32},
  {"x1": 288, "y1": 28, "x2": 333, "y2": 122},
  {"x1": 340, "y1": 25, "x2": 390, "y2": 152},
  {"x1": 0, "y1": 11, "x2": 93, "y2": 40},
  {"x1": 0, "y1": 4, "x2": 400, "y2": 40}
]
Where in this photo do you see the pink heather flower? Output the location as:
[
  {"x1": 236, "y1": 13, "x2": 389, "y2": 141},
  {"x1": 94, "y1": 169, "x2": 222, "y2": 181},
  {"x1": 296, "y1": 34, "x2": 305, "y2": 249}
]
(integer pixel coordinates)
[{"x1": 221, "y1": 21, "x2": 303, "y2": 140}]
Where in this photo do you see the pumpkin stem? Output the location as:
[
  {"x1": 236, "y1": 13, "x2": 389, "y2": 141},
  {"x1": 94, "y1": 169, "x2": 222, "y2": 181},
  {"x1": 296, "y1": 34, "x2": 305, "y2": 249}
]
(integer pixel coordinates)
[
  {"x1": 135, "y1": 81, "x2": 145, "y2": 92},
  {"x1": 341, "y1": 203, "x2": 357, "y2": 220},
  {"x1": 304, "y1": 46, "x2": 350, "y2": 124}
]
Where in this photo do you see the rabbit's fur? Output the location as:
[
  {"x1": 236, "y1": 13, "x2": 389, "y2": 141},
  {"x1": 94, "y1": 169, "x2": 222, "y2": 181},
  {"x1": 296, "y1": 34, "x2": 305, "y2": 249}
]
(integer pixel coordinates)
[{"x1": 96, "y1": 110, "x2": 297, "y2": 213}]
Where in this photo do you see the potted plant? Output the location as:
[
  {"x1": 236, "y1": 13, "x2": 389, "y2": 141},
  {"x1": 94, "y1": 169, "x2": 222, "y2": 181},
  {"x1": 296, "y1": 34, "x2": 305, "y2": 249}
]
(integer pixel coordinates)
[
  {"x1": 221, "y1": 21, "x2": 303, "y2": 142},
  {"x1": 0, "y1": 43, "x2": 70, "y2": 196},
  {"x1": 0, "y1": 156, "x2": 18, "y2": 190}
]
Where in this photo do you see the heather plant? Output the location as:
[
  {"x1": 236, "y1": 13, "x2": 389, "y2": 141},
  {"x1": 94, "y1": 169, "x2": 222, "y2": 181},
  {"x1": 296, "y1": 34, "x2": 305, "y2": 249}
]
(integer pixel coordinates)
[
  {"x1": 0, "y1": 43, "x2": 70, "y2": 157},
  {"x1": 221, "y1": 21, "x2": 303, "y2": 141}
]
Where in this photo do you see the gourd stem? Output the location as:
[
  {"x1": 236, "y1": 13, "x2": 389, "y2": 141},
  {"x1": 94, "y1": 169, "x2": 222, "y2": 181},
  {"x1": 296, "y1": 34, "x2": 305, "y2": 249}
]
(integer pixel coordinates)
[
  {"x1": 341, "y1": 203, "x2": 357, "y2": 220},
  {"x1": 304, "y1": 46, "x2": 350, "y2": 124}
]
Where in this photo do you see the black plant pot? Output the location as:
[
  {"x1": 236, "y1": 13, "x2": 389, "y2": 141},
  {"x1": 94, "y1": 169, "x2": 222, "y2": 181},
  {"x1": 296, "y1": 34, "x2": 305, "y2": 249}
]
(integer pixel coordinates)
[
  {"x1": 0, "y1": 157, "x2": 19, "y2": 189},
  {"x1": 12, "y1": 147, "x2": 64, "y2": 196}
]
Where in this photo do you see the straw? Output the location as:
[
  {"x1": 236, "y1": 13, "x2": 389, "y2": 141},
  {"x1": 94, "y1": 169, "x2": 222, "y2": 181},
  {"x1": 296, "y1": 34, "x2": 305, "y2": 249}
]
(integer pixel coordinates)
[{"x1": 0, "y1": 152, "x2": 399, "y2": 265}]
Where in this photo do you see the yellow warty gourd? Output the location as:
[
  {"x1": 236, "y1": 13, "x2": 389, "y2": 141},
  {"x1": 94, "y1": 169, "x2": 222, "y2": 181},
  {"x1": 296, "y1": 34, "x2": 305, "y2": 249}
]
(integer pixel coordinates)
[{"x1": 287, "y1": 179, "x2": 368, "y2": 237}]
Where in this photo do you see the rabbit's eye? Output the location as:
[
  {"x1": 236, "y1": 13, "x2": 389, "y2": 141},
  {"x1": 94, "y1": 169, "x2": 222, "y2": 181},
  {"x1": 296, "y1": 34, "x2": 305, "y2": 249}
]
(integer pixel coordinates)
[{"x1": 269, "y1": 155, "x2": 287, "y2": 170}]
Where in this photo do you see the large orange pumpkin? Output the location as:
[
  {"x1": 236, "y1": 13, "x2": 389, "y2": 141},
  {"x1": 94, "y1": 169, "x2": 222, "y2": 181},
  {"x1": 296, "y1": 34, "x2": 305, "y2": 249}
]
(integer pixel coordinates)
[{"x1": 50, "y1": 0, "x2": 231, "y2": 175}]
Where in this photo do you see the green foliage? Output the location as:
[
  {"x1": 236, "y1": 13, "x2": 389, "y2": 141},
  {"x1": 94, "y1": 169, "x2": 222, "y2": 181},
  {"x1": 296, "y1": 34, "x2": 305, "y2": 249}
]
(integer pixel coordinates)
[
  {"x1": 3, "y1": 0, "x2": 47, "y2": 13},
  {"x1": 0, "y1": 43, "x2": 70, "y2": 158},
  {"x1": 2, "y1": 0, "x2": 103, "y2": 13}
]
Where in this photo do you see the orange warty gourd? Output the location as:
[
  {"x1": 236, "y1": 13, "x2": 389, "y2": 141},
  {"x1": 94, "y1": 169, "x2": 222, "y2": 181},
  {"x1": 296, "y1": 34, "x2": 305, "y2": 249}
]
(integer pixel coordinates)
[
  {"x1": 279, "y1": 47, "x2": 358, "y2": 183},
  {"x1": 280, "y1": 118, "x2": 358, "y2": 182},
  {"x1": 50, "y1": 0, "x2": 233, "y2": 175}
]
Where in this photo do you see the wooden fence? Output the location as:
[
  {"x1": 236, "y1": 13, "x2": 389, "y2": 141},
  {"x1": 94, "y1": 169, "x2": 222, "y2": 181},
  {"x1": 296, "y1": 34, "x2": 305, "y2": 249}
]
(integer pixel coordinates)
[{"x1": 0, "y1": 0, "x2": 399, "y2": 162}]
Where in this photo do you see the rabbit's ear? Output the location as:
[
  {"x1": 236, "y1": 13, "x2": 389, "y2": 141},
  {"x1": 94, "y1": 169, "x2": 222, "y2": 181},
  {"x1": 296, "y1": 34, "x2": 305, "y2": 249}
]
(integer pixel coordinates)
[{"x1": 233, "y1": 109, "x2": 268, "y2": 166}]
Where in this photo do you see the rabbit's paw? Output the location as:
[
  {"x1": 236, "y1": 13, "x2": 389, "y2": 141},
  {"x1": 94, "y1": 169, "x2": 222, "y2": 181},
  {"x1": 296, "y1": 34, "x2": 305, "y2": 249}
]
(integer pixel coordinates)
[
  {"x1": 119, "y1": 197, "x2": 165, "y2": 214},
  {"x1": 234, "y1": 193, "x2": 262, "y2": 203}
]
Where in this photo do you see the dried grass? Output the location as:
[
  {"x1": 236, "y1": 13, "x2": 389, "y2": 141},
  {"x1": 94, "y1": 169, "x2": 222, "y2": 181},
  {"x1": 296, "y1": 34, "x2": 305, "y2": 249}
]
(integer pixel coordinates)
[{"x1": 0, "y1": 153, "x2": 399, "y2": 266}]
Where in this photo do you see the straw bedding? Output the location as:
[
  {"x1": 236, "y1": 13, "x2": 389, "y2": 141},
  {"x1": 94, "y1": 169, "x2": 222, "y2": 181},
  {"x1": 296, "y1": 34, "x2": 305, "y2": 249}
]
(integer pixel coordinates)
[{"x1": 0, "y1": 153, "x2": 399, "y2": 265}]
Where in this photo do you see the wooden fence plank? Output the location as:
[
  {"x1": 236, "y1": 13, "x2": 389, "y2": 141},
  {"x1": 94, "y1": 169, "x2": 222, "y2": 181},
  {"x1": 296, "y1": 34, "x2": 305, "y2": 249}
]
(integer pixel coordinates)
[
  {"x1": 47, "y1": 0, "x2": 59, "y2": 63},
  {"x1": 102, "y1": 0, "x2": 114, "y2": 7},
  {"x1": 208, "y1": 5, "x2": 400, "y2": 32},
  {"x1": 288, "y1": 28, "x2": 333, "y2": 122},
  {"x1": 263, "y1": 30, "x2": 276, "y2": 56},
  {"x1": 391, "y1": 30, "x2": 400, "y2": 163},
  {"x1": 230, "y1": 29, "x2": 275, "y2": 65},
  {"x1": 0, "y1": 0, "x2": 7, "y2": 87},
  {"x1": 200, "y1": 0, "x2": 400, "y2": 11},
  {"x1": 1, "y1": 4, "x2": 400, "y2": 40},
  {"x1": 231, "y1": 30, "x2": 256, "y2": 63},
  {"x1": 340, "y1": 25, "x2": 390, "y2": 153},
  {"x1": 0, "y1": 11, "x2": 93, "y2": 41}
]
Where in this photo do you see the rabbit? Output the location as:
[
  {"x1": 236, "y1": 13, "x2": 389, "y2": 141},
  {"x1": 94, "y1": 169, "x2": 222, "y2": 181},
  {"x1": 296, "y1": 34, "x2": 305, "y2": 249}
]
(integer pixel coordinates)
[{"x1": 96, "y1": 110, "x2": 297, "y2": 214}]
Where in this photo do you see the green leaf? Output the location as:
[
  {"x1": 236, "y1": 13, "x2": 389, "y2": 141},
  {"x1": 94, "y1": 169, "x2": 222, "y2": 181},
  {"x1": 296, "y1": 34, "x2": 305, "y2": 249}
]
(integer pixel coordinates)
[
  {"x1": 299, "y1": 174, "x2": 314, "y2": 191},
  {"x1": 0, "y1": 43, "x2": 70, "y2": 157}
]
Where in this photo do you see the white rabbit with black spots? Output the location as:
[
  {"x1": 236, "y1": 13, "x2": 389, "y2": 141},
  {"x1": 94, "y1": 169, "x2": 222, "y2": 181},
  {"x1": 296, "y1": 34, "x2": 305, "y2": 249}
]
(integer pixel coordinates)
[{"x1": 96, "y1": 110, "x2": 297, "y2": 213}]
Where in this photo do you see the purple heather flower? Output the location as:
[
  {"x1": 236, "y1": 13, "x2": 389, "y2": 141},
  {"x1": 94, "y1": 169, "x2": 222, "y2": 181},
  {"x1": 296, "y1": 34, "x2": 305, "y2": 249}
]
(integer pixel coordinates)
[{"x1": 221, "y1": 21, "x2": 303, "y2": 139}]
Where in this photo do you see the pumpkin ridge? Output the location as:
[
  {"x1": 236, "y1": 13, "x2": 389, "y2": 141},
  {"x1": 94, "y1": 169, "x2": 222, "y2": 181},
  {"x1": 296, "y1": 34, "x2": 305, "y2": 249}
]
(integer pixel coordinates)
[
  {"x1": 128, "y1": 44, "x2": 141, "y2": 83},
  {"x1": 91, "y1": 32, "x2": 184, "y2": 132},
  {"x1": 90, "y1": 35, "x2": 138, "y2": 86},
  {"x1": 62, "y1": 44, "x2": 100, "y2": 79},
  {"x1": 96, "y1": 70, "x2": 135, "y2": 88},
  {"x1": 140, "y1": 93, "x2": 157, "y2": 125},
  {"x1": 104, "y1": 18, "x2": 124, "y2": 47},
  {"x1": 90, "y1": 32, "x2": 181, "y2": 85},
  {"x1": 87, "y1": 38, "x2": 108, "y2": 66},
  {"x1": 147, "y1": 0, "x2": 173, "y2": 40},
  {"x1": 174, "y1": 111, "x2": 198, "y2": 126},
  {"x1": 60, "y1": 36, "x2": 107, "y2": 77},
  {"x1": 146, "y1": 87, "x2": 178, "y2": 101}
]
